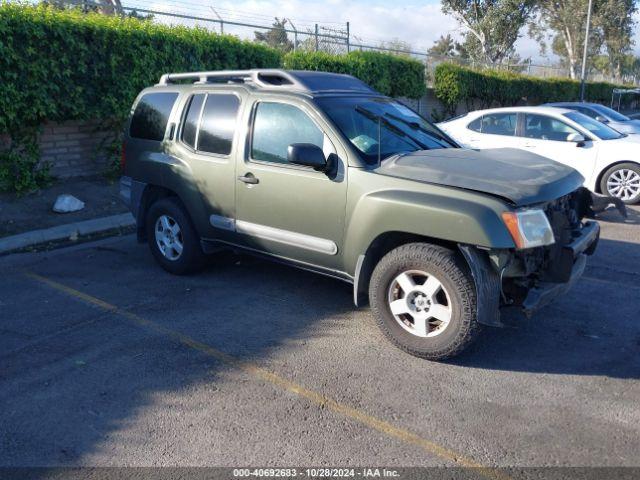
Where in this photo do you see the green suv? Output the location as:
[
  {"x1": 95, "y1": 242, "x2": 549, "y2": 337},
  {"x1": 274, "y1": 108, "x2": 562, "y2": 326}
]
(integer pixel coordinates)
[{"x1": 120, "y1": 69, "x2": 599, "y2": 360}]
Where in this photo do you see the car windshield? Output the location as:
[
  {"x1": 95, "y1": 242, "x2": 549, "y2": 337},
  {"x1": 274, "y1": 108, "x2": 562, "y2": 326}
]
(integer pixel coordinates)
[
  {"x1": 590, "y1": 104, "x2": 630, "y2": 122},
  {"x1": 315, "y1": 96, "x2": 457, "y2": 164},
  {"x1": 563, "y1": 112, "x2": 625, "y2": 140}
]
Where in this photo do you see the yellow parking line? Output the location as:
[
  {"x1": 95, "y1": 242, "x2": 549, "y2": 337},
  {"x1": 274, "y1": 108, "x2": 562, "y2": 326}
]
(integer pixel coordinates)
[{"x1": 24, "y1": 271, "x2": 510, "y2": 480}]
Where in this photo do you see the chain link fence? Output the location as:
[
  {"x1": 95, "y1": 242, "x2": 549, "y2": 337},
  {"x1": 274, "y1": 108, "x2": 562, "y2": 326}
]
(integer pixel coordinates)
[{"x1": 41, "y1": 0, "x2": 637, "y2": 84}]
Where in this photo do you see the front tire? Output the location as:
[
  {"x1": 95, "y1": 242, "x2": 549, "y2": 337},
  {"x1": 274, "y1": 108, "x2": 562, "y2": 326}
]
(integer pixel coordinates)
[
  {"x1": 600, "y1": 162, "x2": 640, "y2": 205},
  {"x1": 369, "y1": 243, "x2": 480, "y2": 360},
  {"x1": 145, "y1": 197, "x2": 206, "y2": 275}
]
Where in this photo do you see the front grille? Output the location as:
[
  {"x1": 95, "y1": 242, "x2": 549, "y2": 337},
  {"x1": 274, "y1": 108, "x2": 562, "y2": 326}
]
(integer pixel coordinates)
[
  {"x1": 512, "y1": 189, "x2": 589, "y2": 280},
  {"x1": 544, "y1": 191, "x2": 581, "y2": 246}
]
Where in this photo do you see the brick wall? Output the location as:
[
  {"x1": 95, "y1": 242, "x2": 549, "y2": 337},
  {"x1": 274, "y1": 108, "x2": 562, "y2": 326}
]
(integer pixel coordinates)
[{"x1": 38, "y1": 120, "x2": 114, "y2": 178}]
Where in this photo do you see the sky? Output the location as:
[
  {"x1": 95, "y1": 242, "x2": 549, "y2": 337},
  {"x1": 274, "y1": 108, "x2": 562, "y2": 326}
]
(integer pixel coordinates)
[{"x1": 132, "y1": 0, "x2": 640, "y2": 64}]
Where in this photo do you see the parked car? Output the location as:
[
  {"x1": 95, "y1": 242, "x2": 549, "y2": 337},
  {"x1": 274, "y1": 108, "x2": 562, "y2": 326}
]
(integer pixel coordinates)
[
  {"x1": 544, "y1": 102, "x2": 640, "y2": 135},
  {"x1": 438, "y1": 106, "x2": 640, "y2": 204},
  {"x1": 120, "y1": 70, "x2": 598, "y2": 360}
]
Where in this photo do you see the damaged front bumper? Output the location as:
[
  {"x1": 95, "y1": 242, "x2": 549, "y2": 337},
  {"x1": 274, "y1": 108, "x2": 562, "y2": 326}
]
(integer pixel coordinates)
[
  {"x1": 460, "y1": 219, "x2": 600, "y2": 327},
  {"x1": 521, "y1": 220, "x2": 599, "y2": 317}
]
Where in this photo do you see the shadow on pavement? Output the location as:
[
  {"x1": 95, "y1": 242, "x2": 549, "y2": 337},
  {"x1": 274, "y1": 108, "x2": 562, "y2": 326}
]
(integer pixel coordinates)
[
  {"x1": 449, "y1": 237, "x2": 640, "y2": 378},
  {"x1": 0, "y1": 234, "x2": 639, "y2": 469},
  {"x1": 0, "y1": 241, "x2": 353, "y2": 467},
  {"x1": 595, "y1": 204, "x2": 640, "y2": 225}
]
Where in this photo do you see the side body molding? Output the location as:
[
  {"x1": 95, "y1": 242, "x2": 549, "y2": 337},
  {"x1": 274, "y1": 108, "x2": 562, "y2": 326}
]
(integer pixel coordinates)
[{"x1": 209, "y1": 215, "x2": 338, "y2": 256}]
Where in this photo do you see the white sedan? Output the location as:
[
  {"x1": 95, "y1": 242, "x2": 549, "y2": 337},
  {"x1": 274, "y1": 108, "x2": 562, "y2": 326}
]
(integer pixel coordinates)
[{"x1": 437, "y1": 106, "x2": 640, "y2": 204}]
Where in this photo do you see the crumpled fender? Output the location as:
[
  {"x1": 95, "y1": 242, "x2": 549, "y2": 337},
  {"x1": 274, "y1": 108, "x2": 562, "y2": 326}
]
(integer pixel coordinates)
[{"x1": 459, "y1": 245, "x2": 503, "y2": 327}]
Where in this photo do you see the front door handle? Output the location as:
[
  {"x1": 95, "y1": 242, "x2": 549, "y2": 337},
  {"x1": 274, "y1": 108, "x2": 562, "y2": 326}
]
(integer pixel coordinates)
[{"x1": 238, "y1": 173, "x2": 259, "y2": 185}]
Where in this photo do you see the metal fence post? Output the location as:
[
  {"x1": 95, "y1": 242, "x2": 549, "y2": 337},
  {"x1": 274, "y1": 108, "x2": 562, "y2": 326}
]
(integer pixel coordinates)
[
  {"x1": 288, "y1": 19, "x2": 298, "y2": 51},
  {"x1": 346, "y1": 22, "x2": 350, "y2": 53},
  {"x1": 210, "y1": 7, "x2": 224, "y2": 34},
  {"x1": 315, "y1": 24, "x2": 319, "y2": 52}
]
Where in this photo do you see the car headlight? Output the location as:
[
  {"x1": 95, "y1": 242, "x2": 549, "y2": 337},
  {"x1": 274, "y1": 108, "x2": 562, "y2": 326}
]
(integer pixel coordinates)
[{"x1": 501, "y1": 209, "x2": 555, "y2": 249}]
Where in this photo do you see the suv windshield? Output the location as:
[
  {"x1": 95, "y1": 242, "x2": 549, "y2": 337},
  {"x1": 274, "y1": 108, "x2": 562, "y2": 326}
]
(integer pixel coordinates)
[
  {"x1": 590, "y1": 104, "x2": 630, "y2": 122},
  {"x1": 316, "y1": 96, "x2": 457, "y2": 164},
  {"x1": 563, "y1": 111, "x2": 625, "y2": 140}
]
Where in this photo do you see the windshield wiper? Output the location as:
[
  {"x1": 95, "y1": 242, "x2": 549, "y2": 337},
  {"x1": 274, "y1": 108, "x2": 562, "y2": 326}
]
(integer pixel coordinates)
[
  {"x1": 383, "y1": 112, "x2": 455, "y2": 147},
  {"x1": 355, "y1": 106, "x2": 429, "y2": 153}
]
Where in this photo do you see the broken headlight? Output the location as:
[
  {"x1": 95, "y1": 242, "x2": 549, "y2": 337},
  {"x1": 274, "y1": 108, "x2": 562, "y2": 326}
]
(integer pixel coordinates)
[{"x1": 501, "y1": 209, "x2": 555, "y2": 249}]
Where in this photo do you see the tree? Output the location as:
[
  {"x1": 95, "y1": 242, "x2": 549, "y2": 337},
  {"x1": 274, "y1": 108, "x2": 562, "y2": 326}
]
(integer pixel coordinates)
[
  {"x1": 99, "y1": 0, "x2": 123, "y2": 15},
  {"x1": 530, "y1": 0, "x2": 604, "y2": 79},
  {"x1": 127, "y1": 9, "x2": 154, "y2": 20},
  {"x1": 596, "y1": 0, "x2": 637, "y2": 81},
  {"x1": 378, "y1": 38, "x2": 413, "y2": 57},
  {"x1": 41, "y1": 0, "x2": 124, "y2": 15},
  {"x1": 593, "y1": 54, "x2": 640, "y2": 81},
  {"x1": 441, "y1": 0, "x2": 537, "y2": 64},
  {"x1": 428, "y1": 34, "x2": 457, "y2": 57},
  {"x1": 254, "y1": 18, "x2": 293, "y2": 53}
]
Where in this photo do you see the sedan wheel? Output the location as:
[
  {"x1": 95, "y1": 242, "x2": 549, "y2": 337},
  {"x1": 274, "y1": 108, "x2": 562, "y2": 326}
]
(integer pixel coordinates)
[{"x1": 601, "y1": 163, "x2": 640, "y2": 204}]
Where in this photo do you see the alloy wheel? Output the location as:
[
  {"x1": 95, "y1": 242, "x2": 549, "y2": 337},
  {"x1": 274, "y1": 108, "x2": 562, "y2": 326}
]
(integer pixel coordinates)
[
  {"x1": 607, "y1": 168, "x2": 640, "y2": 201},
  {"x1": 154, "y1": 214, "x2": 184, "y2": 261},
  {"x1": 387, "y1": 270, "x2": 452, "y2": 338}
]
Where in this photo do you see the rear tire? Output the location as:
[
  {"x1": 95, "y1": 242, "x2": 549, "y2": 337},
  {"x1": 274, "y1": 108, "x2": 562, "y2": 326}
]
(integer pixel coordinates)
[
  {"x1": 369, "y1": 243, "x2": 480, "y2": 360},
  {"x1": 145, "y1": 197, "x2": 206, "y2": 275},
  {"x1": 599, "y1": 162, "x2": 640, "y2": 205}
]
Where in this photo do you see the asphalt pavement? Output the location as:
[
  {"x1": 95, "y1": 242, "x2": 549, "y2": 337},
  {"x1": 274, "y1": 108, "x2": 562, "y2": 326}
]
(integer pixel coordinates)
[{"x1": 1, "y1": 206, "x2": 639, "y2": 470}]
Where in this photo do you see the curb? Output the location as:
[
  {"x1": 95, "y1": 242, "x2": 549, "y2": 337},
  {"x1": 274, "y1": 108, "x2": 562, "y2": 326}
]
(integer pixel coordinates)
[{"x1": 0, "y1": 213, "x2": 135, "y2": 255}]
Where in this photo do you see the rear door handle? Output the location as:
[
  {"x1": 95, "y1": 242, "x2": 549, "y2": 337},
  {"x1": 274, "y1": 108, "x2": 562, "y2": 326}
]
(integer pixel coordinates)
[{"x1": 238, "y1": 173, "x2": 259, "y2": 185}]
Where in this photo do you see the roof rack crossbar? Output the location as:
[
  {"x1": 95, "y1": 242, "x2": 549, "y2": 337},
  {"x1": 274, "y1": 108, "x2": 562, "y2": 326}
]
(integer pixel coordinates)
[{"x1": 157, "y1": 69, "x2": 310, "y2": 91}]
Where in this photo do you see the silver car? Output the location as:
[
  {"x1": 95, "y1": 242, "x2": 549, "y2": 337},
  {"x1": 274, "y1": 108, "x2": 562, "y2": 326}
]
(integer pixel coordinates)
[{"x1": 545, "y1": 102, "x2": 640, "y2": 135}]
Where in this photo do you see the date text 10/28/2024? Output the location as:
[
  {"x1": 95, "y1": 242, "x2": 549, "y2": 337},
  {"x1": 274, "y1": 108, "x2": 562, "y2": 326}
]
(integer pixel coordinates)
[{"x1": 233, "y1": 468, "x2": 400, "y2": 478}]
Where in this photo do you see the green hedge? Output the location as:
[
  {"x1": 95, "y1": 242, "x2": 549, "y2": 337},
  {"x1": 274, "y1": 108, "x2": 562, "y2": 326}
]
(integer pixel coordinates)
[
  {"x1": 0, "y1": 3, "x2": 281, "y2": 192},
  {"x1": 284, "y1": 50, "x2": 426, "y2": 99},
  {"x1": 0, "y1": 4, "x2": 281, "y2": 134},
  {"x1": 0, "y1": 5, "x2": 427, "y2": 135},
  {"x1": 0, "y1": 4, "x2": 428, "y2": 191},
  {"x1": 433, "y1": 63, "x2": 620, "y2": 115}
]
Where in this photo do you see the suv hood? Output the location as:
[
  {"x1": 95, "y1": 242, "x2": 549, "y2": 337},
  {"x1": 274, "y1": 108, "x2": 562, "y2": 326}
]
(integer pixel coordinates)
[{"x1": 376, "y1": 148, "x2": 584, "y2": 206}]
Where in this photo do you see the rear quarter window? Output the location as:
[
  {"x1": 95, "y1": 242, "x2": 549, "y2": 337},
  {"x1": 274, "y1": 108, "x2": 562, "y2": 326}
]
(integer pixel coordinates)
[
  {"x1": 129, "y1": 92, "x2": 179, "y2": 141},
  {"x1": 467, "y1": 117, "x2": 483, "y2": 132}
]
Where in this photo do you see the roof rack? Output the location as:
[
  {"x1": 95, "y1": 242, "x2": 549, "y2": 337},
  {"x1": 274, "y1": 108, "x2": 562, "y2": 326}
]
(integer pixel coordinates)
[
  {"x1": 156, "y1": 69, "x2": 377, "y2": 95},
  {"x1": 157, "y1": 69, "x2": 309, "y2": 91}
]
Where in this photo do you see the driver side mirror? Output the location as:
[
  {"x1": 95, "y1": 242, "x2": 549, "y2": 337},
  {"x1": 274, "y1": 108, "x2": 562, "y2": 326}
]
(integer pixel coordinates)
[
  {"x1": 567, "y1": 133, "x2": 586, "y2": 146},
  {"x1": 595, "y1": 115, "x2": 609, "y2": 123},
  {"x1": 287, "y1": 143, "x2": 327, "y2": 171}
]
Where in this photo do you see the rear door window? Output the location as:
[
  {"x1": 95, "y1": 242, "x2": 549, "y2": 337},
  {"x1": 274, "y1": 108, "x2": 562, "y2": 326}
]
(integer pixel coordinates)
[
  {"x1": 198, "y1": 94, "x2": 240, "y2": 155},
  {"x1": 181, "y1": 94, "x2": 206, "y2": 149},
  {"x1": 129, "y1": 92, "x2": 179, "y2": 141},
  {"x1": 469, "y1": 113, "x2": 517, "y2": 136}
]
